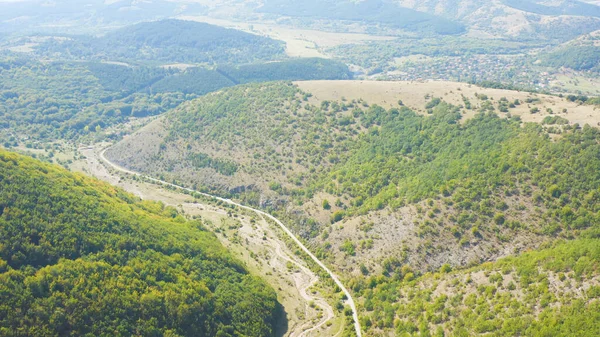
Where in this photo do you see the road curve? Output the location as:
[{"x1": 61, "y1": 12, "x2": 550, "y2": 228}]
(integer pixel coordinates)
[
  {"x1": 258, "y1": 214, "x2": 335, "y2": 336},
  {"x1": 98, "y1": 147, "x2": 363, "y2": 337}
]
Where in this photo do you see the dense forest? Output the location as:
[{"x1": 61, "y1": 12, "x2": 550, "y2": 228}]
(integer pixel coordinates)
[
  {"x1": 0, "y1": 54, "x2": 351, "y2": 144},
  {"x1": 0, "y1": 150, "x2": 280, "y2": 336},
  {"x1": 150, "y1": 58, "x2": 353, "y2": 94},
  {"x1": 150, "y1": 68, "x2": 236, "y2": 95},
  {"x1": 0, "y1": 58, "x2": 189, "y2": 143},
  {"x1": 217, "y1": 58, "x2": 353, "y2": 84},
  {"x1": 1, "y1": 6, "x2": 600, "y2": 335},
  {"x1": 540, "y1": 45, "x2": 600, "y2": 72},
  {"x1": 34, "y1": 20, "x2": 286, "y2": 65},
  {"x1": 85, "y1": 62, "x2": 171, "y2": 93}
]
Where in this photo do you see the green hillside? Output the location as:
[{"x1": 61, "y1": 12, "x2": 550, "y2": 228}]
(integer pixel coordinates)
[
  {"x1": 540, "y1": 45, "x2": 600, "y2": 72},
  {"x1": 217, "y1": 58, "x2": 353, "y2": 84},
  {"x1": 0, "y1": 57, "x2": 191, "y2": 144},
  {"x1": 106, "y1": 81, "x2": 600, "y2": 336},
  {"x1": 108, "y1": 82, "x2": 600, "y2": 240},
  {"x1": 84, "y1": 62, "x2": 170, "y2": 93},
  {"x1": 150, "y1": 68, "x2": 236, "y2": 95},
  {"x1": 34, "y1": 19, "x2": 286, "y2": 65},
  {"x1": 150, "y1": 58, "x2": 353, "y2": 94},
  {"x1": 106, "y1": 80, "x2": 600, "y2": 335},
  {"x1": 0, "y1": 54, "x2": 351, "y2": 145},
  {"x1": 0, "y1": 150, "x2": 280, "y2": 337},
  {"x1": 358, "y1": 238, "x2": 600, "y2": 335}
]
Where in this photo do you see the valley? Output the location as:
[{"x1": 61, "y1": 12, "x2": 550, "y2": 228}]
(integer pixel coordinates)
[
  {"x1": 178, "y1": 15, "x2": 397, "y2": 59},
  {"x1": 76, "y1": 145, "x2": 348, "y2": 337},
  {"x1": 105, "y1": 79, "x2": 600, "y2": 335},
  {"x1": 2, "y1": 1, "x2": 600, "y2": 336}
]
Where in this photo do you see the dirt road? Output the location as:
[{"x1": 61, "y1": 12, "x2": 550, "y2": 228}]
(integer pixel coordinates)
[{"x1": 78, "y1": 145, "x2": 358, "y2": 336}]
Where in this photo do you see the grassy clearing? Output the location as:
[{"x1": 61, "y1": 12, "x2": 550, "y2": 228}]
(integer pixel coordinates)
[{"x1": 296, "y1": 80, "x2": 600, "y2": 126}]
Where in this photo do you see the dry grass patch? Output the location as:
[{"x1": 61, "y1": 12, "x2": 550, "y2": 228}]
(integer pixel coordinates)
[{"x1": 296, "y1": 80, "x2": 600, "y2": 126}]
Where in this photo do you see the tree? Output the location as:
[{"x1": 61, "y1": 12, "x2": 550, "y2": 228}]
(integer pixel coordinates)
[{"x1": 331, "y1": 211, "x2": 344, "y2": 223}]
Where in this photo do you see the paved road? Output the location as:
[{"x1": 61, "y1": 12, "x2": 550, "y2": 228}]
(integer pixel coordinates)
[{"x1": 99, "y1": 147, "x2": 363, "y2": 337}]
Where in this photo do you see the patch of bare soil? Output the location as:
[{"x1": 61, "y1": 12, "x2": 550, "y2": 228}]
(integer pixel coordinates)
[{"x1": 301, "y1": 189, "x2": 547, "y2": 278}]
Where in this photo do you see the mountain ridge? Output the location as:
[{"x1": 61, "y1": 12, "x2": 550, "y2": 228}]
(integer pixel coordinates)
[{"x1": 393, "y1": 0, "x2": 600, "y2": 39}]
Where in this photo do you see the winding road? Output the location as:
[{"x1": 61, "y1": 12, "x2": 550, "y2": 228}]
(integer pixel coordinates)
[
  {"x1": 98, "y1": 147, "x2": 363, "y2": 337},
  {"x1": 257, "y1": 213, "x2": 336, "y2": 336}
]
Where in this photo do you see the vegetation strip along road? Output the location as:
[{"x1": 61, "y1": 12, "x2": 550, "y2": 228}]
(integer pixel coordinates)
[{"x1": 99, "y1": 146, "x2": 363, "y2": 337}]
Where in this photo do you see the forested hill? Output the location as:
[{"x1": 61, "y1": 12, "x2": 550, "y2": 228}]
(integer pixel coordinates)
[
  {"x1": 0, "y1": 150, "x2": 280, "y2": 337},
  {"x1": 0, "y1": 55, "x2": 351, "y2": 145},
  {"x1": 539, "y1": 33, "x2": 600, "y2": 72},
  {"x1": 107, "y1": 81, "x2": 600, "y2": 334},
  {"x1": 35, "y1": 19, "x2": 286, "y2": 64}
]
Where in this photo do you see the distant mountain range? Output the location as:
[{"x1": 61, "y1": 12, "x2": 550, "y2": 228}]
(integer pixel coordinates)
[
  {"x1": 259, "y1": 0, "x2": 600, "y2": 40},
  {"x1": 259, "y1": 0, "x2": 467, "y2": 35},
  {"x1": 3, "y1": 0, "x2": 600, "y2": 40},
  {"x1": 0, "y1": 0, "x2": 207, "y2": 33},
  {"x1": 32, "y1": 19, "x2": 286, "y2": 64},
  {"x1": 394, "y1": 0, "x2": 600, "y2": 40}
]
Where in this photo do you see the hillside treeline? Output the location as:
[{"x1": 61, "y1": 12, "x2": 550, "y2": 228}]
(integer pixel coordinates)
[{"x1": 0, "y1": 150, "x2": 280, "y2": 337}]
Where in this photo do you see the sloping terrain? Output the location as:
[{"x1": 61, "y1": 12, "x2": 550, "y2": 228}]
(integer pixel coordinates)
[
  {"x1": 0, "y1": 149, "x2": 280, "y2": 336},
  {"x1": 259, "y1": 0, "x2": 466, "y2": 35},
  {"x1": 107, "y1": 80, "x2": 600, "y2": 335},
  {"x1": 2, "y1": 1, "x2": 600, "y2": 336},
  {"x1": 77, "y1": 146, "x2": 345, "y2": 337},
  {"x1": 394, "y1": 0, "x2": 600, "y2": 40},
  {"x1": 360, "y1": 238, "x2": 600, "y2": 335},
  {"x1": 151, "y1": 58, "x2": 353, "y2": 94},
  {"x1": 0, "y1": 49, "x2": 350, "y2": 145},
  {"x1": 296, "y1": 80, "x2": 600, "y2": 125},
  {"x1": 107, "y1": 80, "x2": 600, "y2": 268},
  {"x1": 34, "y1": 19, "x2": 286, "y2": 64},
  {"x1": 539, "y1": 30, "x2": 600, "y2": 72},
  {"x1": 502, "y1": 0, "x2": 600, "y2": 17},
  {"x1": 0, "y1": 58, "x2": 189, "y2": 143},
  {"x1": 222, "y1": 0, "x2": 600, "y2": 41}
]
